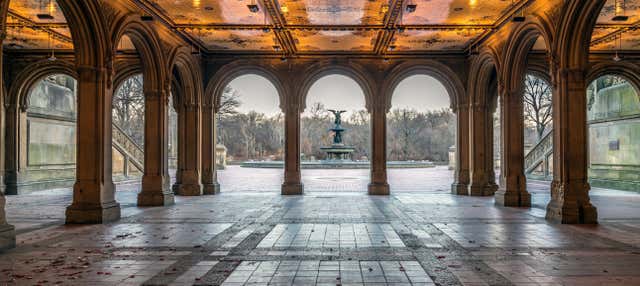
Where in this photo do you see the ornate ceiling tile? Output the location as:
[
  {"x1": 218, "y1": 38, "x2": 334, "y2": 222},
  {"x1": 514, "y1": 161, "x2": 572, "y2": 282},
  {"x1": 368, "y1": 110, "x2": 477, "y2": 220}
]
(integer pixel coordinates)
[
  {"x1": 596, "y1": 0, "x2": 640, "y2": 24},
  {"x1": 3, "y1": 26, "x2": 72, "y2": 49},
  {"x1": 8, "y1": 0, "x2": 66, "y2": 23},
  {"x1": 279, "y1": 0, "x2": 388, "y2": 25},
  {"x1": 292, "y1": 29, "x2": 377, "y2": 51},
  {"x1": 591, "y1": 28, "x2": 640, "y2": 51},
  {"x1": 400, "y1": 0, "x2": 512, "y2": 25},
  {"x1": 193, "y1": 29, "x2": 278, "y2": 51},
  {"x1": 149, "y1": 0, "x2": 271, "y2": 25},
  {"x1": 391, "y1": 29, "x2": 485, "y2": 51}
]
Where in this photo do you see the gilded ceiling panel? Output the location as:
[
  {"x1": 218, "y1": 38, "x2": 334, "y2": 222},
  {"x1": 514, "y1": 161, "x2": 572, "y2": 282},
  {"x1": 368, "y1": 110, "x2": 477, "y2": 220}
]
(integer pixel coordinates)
[
  {"x1": 3, "y1": 27, "x2": 72, "y2": 50},
  {"x1": 401, "y1": 0, "x2": 512, "y2": 25},
  {"x1": 150, "y1": 0, "x2": 271, "y2": 24},
  {"x1": 292, "y1": 30, "x2": 377, "y2": 51},
  {"x1": 193, "y1": 29, "x2": 278, "y2": 51},
  {"x1": 596, "y1": 0, "x2": 640, "y2": 24},
  {"x1": 8, "y1": 0, "x2": 66, "y2": 23},
  {"x1": 591, "y1": 28, "x2": 640, "y2": 51},
  {"x1": 391, "y1": 29, "x2": 485, "y2": 51},
  {"x1": 279, "y1": 0, "x2": 388, "y2": 25}
]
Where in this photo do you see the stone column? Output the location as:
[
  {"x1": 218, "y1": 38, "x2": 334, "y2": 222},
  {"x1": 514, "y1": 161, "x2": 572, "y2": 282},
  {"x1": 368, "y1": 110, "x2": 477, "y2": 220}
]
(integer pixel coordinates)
[
  {"x1": 486, "y1": 100, "x2": 499, "y2": 190},
  {"x1": 201, "y1": 105, "x2": 220, "y2": 194},
  {"x1": 368, "y1": 103, "x2": 389, "y2": 195},
  {"x1": 138, "y1": 87, "x2": 175, "y2": 206},
  {"x1": 451, "y1": 104, "x2": 470, "y2": 195},
  {"x1": 546, "y1": 68, "x2": 597, "y2": 224},
  {"x1": 468, "y1": 103, "x2": 497, "y2": 196},
  {"x1": 281, "y1": 101, "x2": 303, "y2": 195},
  {"x1": 174, "y1": 103, "x2": 203, "y2": 196},
  {"x1": 0, "y1": 36, "x2": 16, "y2": 249},
  {"x1": 495, "y1": 87, "x2": 531, "y2": 206},
  {"x1": 66, "y1": 65, "x2": 121, "y2": 223},
  {"x1": 3, "y1": 105, "x2": 26, "y2": 195}
]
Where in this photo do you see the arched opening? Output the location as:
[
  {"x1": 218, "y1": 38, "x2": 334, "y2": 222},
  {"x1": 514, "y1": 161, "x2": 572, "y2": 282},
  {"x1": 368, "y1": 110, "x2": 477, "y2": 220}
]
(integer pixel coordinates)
[
  {"x1": 18, "y1": 74, "x2": 77, "y2": 193},
  {"x1": 586, "y1": 75, "x2": 640, "y2": 192},
  {"x1": 301, "y1": 74, "x2": 370, "y2": 192},
  {"x1": 112, "y1": 73, "x2": 145, "y2": 183},
  {"x1": 216, "y1": 74, "x2": 284, "y2": 192},
  {"x1": 387, "y1": 74, "x2": 455, "y2": 192}
]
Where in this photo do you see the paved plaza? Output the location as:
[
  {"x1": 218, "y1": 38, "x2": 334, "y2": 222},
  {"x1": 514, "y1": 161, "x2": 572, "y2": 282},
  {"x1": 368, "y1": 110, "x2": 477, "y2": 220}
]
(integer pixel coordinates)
[{"x1": 1, "y1": 167, "x2": 640, "y2": 285}]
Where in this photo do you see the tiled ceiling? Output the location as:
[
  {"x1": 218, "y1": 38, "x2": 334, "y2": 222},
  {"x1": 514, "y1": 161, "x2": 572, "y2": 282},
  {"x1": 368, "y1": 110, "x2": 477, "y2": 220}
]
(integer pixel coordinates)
[
  {"x1": 590, "y1": 0, "x2": 640, "y2": 51},
  {"x1": 2, "y1": 0, "x2": 639, "y2": 54}
]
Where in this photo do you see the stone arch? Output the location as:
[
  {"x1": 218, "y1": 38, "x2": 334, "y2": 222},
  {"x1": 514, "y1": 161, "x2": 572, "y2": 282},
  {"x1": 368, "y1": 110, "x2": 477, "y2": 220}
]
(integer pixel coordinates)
[
  {"x1": 169, "y1": 49, "x2": 202, "y2": 107},
  {"x1": 502, "y1": 19, "x2": 554, "y2": 93},
  {"x1": 469, "y1": 49, "x2": 501, "y2": 107},
  {"x1": 383, "y1": 60, "x2": 464, "y2": 112},
  {"x1": 113, "y1": 63, "x2": 142, "y2": 94},
  {"x1": 586, "y1": 62, "x2": 640, "y2": 96},
  {"x1": 8, "y1": 60, "x2": 77, "y2": 111},
  {"x1": 554, "y1": 1, "x2": 607, "y2": 69},
  {"x1": 299, "y1": 62, "x2": 374, "y2": 112},
  {"x1": 111, "y1": 15, "x2": 167, "y2": 93},
  {"x1": 206, "y1": 61, "x2": 286, "y2": 111}
]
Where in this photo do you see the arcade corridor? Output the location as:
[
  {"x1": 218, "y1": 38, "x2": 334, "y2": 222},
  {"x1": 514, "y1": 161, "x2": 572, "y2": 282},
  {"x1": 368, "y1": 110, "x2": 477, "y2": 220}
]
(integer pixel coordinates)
[{"x1": 2, "y1": 0, "x2": 640, "y2": 285}]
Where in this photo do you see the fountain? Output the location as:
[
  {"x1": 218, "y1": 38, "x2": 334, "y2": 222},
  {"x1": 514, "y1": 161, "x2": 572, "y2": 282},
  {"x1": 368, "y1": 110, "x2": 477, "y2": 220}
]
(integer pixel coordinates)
[
  {"x1": 320, "y1": 110, "x2": 355, "y2": 161},
  {"x1": 240, "y1": 109, "x2": 435, "y2": 169}
]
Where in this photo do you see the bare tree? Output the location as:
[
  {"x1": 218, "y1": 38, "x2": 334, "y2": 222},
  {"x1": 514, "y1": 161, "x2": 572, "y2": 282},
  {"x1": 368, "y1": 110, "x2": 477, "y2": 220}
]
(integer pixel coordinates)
[
  {"x1": 523, "y1": 74, "x2": 552, "y2": 140},
  {"x1": 112, "y1": 74, "x2": 145, "y2": 146},
  {"x1": 218, "y1": 86, "x2": 242, "y2": 118}
]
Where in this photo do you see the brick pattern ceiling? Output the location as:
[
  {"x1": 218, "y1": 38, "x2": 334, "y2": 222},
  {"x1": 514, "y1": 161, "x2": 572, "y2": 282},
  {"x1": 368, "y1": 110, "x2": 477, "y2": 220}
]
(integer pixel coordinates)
[{"x1": 2, "y1": 0, "x2": 640, "y2": 54}]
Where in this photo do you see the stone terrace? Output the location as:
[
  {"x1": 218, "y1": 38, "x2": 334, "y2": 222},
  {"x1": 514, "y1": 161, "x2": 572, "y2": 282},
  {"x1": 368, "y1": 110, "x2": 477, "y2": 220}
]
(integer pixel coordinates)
[{"x1": 1, "y1": 170, "x2": 640, "y2": 285}]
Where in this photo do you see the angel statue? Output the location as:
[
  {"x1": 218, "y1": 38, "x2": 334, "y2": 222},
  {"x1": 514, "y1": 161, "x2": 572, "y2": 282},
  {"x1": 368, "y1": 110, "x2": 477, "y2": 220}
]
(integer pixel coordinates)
[{"x1": 327, "y1": 109, "x2": 347, "y2": 126}]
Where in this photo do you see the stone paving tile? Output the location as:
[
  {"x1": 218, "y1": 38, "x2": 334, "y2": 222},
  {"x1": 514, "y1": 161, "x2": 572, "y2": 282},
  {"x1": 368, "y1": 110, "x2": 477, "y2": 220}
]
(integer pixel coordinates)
[
  {"x1": 1, "y1": 170, "x2": 640, "y2": 286},
  {"x1": 257, "y1": 224, "x2": 405, "y2": 249}
]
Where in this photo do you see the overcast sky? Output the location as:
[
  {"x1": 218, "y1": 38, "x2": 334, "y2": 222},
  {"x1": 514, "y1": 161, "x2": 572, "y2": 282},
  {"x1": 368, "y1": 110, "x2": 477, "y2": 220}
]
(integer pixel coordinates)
[{"x1": 228, "y1": 74, "x2": 451, "y2": 116}]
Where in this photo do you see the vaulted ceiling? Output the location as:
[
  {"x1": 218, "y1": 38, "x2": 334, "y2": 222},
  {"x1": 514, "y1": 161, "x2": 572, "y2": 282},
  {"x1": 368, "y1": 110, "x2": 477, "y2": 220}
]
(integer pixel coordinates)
[{"x1": 2, "y1": 0, "x2": 640, "y2": 54}]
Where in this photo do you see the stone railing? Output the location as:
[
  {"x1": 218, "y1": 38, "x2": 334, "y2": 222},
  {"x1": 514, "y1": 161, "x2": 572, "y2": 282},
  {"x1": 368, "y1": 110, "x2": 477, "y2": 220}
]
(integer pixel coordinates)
[
  {"x1": 112, "y1": 124, "x2": 144, "y2": 172},
  {"x1": 524, "y1": 130, "x2": 553, "y2": 174}
]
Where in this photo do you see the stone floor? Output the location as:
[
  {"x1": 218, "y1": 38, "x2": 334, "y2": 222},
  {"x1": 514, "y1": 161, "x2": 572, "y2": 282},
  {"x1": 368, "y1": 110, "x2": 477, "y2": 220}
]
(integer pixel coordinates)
[{"x1": 1, "y1": 167, "x2": 640, "y2": 285}]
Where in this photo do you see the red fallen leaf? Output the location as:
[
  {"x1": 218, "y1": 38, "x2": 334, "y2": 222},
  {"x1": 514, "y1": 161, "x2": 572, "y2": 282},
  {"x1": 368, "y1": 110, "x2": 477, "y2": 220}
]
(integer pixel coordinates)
[
  {"x1": 97, "y1": 272, "x2": 104, "y2": 274},
  {"x1": 437, "y1": 256, "x2": 446, "y2": 259},
  {"x1": 195, "y1": 277, "x2": 201, "y2": 281},
  {"x1": 129, "y1": 275, "x2": 135, "y2": 278},
  {"x1": 105, "y1": 272, "x2": 112, "y2": 275},
  {"x1": 38, "y1": 280, "x2": 49, "y2": 283},
  {"x1": 399, "y1": 267, "x2": 405, "y2": 271}
]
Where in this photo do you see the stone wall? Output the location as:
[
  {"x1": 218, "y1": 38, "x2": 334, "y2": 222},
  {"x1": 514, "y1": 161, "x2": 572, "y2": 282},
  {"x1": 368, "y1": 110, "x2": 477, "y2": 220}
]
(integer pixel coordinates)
[{"x1": 587, "y1": 81, "x2": 640, "y2": 191}]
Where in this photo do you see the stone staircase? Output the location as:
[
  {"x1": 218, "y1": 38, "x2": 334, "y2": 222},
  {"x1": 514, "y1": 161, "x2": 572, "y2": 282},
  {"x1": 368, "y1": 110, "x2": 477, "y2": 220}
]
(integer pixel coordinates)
[
  {"x1": 112, "y1": 123, "x2": 144, "y2": 175},
  {"x1": 524, "y1": 130, "x2": 553, "y2": 180}
]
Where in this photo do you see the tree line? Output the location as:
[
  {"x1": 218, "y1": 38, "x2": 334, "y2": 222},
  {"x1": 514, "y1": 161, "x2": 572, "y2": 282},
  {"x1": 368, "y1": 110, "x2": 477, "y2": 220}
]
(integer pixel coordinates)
[{"x1": 216, "y1": 87, "x2": 456, "y2": 162}]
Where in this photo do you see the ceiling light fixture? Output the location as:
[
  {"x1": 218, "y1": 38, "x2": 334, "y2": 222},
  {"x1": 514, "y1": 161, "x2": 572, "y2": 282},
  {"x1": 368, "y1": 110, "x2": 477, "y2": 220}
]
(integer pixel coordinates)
[
  {"x1": 247, "y1": 0, "x2": 260, "y2": 13},
  {"x1": 612, "y1": 0, "x2": 629, "y2": 21},
  {"x1": 47, "y1": 33, "x2": 56, "y2": 61},
  {"x1": 511, "y1": 0, "x2": 525, "y2": 22},
  {"x1": 192, "y1": 0, "x2": 201, "y2": 9},
  {"x1": 613, "y1": 34, "x2": 623, "y2": 62},
  {"x1": 36, "y1": 0, "x2": 54, "y2": 20},
  {"x1": 405, "y1": 0, "x2": 417, "y2": 13}
]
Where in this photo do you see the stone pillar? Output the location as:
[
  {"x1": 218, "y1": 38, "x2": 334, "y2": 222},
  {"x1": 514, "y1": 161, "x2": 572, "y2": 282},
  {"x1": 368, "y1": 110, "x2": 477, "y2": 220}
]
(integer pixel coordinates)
[
  {"x1": 201, "y1": 105, "x2": 220, "y2": 194},
  {"x1": 3, "y1": 105, "x2": 26, "y2": 195},
  {"x1": 138, "y1": 87, "x2": 175, "y2": 206},
  {"x1": 281, "y1": 101, "x2": 303, "y2": 195},
  {"x1": 486, "y1": 100, "x2": 499, "y2": 190},
  {"x1": 368, "y1": 103, "x2": 389, "y2": 195},
  {"x1": 451, "y1": 104, "x2": 470, "y2": 195},
  {"x1": 0, "y1": 37, "x2": 16, "y2": 249},
  {"x1": 546, "y1": 68, "x2": 597, "y2": 224},
  {"x1": 174, "y1": 104, "x2": 203, "y2": 196},
  {"x1": 495, "y1": 88, "x2": 531, "y2": 207},
  {"x1": 468, "y1": 103, "x2": 497, "y2": 196},
  {"x1": 66, "y1": 65, "x2": 121, "y2": 223}
]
